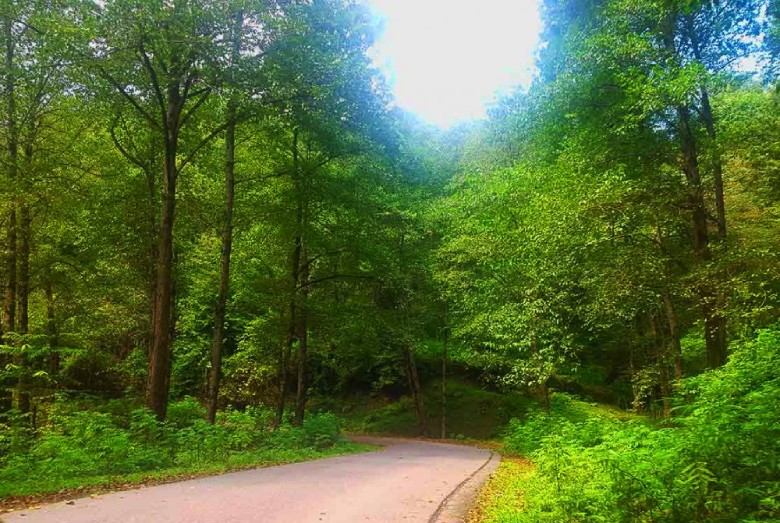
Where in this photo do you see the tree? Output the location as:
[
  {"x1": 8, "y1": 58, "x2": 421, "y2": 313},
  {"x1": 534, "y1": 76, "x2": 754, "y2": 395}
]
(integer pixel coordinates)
[{"x1": 74, "y1": 0, "x2": 259, "y2": 419}]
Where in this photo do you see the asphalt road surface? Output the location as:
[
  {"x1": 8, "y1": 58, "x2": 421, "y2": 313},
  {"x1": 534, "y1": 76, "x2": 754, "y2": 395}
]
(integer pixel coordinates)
[{"x1": 3, "y1": 437, "x2": 499, "y2": 523}]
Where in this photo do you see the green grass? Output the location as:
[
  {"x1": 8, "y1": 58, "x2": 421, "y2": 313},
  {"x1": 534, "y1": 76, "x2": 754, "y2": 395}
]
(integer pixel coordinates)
[
  {"x1": 469, "y1": 458, "x2": 535, "y2": 523},
  {"x1": 0, "y1": 441, "x2": 373, "y2": 501}
]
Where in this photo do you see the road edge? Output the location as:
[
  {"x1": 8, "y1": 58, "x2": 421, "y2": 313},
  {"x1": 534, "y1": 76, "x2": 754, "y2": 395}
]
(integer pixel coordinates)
[{"x1": 429, "y1": 450, "x2": 501, "y2": 523}]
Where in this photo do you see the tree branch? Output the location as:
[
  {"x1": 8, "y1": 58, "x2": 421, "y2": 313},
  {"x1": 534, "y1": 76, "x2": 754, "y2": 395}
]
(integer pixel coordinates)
[
  {"x1": 138, "y1": 41, "x2": 167, "y2": 119},
  {"x1": 96, "y1": 67, "x2": 160, "y2": 129},
  {"x1": 179, "y1": 89, "x2": 211, "y2": 129}
]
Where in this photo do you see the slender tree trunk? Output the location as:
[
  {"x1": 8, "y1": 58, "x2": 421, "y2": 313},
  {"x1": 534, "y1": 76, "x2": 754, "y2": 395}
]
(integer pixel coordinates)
[
  {"x1": 3, "y1": 16, "x2": 17, "y2": 336},
  {"x1": 3, "y1": 211, "x2": 16, "y2": 335},
  {"x1": 147, "y1": 172, "x2": 158, "y2": 358},
  {"x1": 650, "y1": 316, "x2": 671, "y2": 418},
  {"x1": 275, "y1": 130, "x2": 302, "y2": 427},
  {"x1": 677, "y1": 106, "x2": 710, "y2": 259},
  {"x1": 18, "y1": 209, "x2": 29, "y2": 335},
  {"x1": 404, "y1": 347, "x2": 426, "y2": 436},
  {"x1": 207, "y1": 11, "x2": 242, "y2": 425},
  {"x1": 699, "y1": 89, "x2": 728, "y2": 367},
  {"x1": 440, "y1": 325, "x2": 448, "y2": 439},
  {"x1": 15, "y1": 121, "x2": 33, "y2": 413},
  {"x1": 276, "y1": 311, "x2": 296, "y2": 427},
  {"x1": 293, "y1": 251, "x2": 309, "y2": 426},
  {"x1": 677, "y1": 105, "x2": 727, "y2": 369},
  {"x1": 700, "y1": 89, "x2": 726, "y2": 240},
  {"x1": 45, "y1": 281, "x2": 59, "y2": 377},
  {"x1": 293, "y1": 133, "x2": 310, "y2": 427},
  {"x1": 662, "y1": 288, "x2": 683, "y2": 381},
  {"x1": 147, "y1": 92, "x2": 181, "y2": 421},
  {"x1": 659, "y1": 360, "x2": 672, "y2": 419},
  {"x1": 669, "y1": 16, "x2": 728, "y2": 370},
  {"x1": 685, "y1": 14, "x2": 727, "y2": 241},
  {"x1": 206, "y1": 110, "x2": 236, "y2": 423},
  {"x1": 4, "y1": 16, "x2": 26, "y2": 413},
  {"x1": 18, "y1": 119, "x2": 32, "y2": 340},
  {"x1": 629, "y1": 325, "x2": 640, "y2": 411},
  {"x1": 15, "y1": 205, "x2": 30, "y2": 413}
]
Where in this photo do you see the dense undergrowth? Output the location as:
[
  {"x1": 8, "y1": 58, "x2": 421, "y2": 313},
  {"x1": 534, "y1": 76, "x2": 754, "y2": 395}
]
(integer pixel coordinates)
[
  {"x1": 0, "y1": 398, "x2": 361, "y2": 499},
  {"x1": 478, "y1": 327, "x2": 780, "y2": 523},
  {"x1": 334, "y1": 380, "x2": 534, "y2": 439}
]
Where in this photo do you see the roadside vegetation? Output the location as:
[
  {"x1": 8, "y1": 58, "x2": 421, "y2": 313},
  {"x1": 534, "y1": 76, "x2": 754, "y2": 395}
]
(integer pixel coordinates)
[
  {"x1": 0, "y1": 398, "x2": 364, "y2": 500},
  {"x1": 473, "y1": 327, "x2": 780, "y2": 522}
]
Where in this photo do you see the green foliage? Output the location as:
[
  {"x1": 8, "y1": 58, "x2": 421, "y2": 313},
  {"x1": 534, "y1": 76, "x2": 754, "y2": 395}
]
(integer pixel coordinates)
[
  {"x1": 0, "y1": 398, "x2": 353, "y2": 498},
  {"x1": 492, "y1": 327, "x2": 780, "y2": 522}
]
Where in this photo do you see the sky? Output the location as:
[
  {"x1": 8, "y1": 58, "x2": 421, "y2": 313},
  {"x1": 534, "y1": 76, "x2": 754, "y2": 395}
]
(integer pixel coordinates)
[{"x1": 367, "y1": 0, "x2": 543, "y2": 128}]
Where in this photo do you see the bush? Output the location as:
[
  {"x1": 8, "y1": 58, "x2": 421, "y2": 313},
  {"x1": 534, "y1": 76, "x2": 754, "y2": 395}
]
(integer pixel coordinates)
[
  {"x1": 0, "y1": 398, "x2": 350, "y2": 498},
  {"x1": 269, "y1": 413, "x2": 343, "y2": 450},
  {"x1": 499, "y1": 326, "x2": 780, "y2": 522}
]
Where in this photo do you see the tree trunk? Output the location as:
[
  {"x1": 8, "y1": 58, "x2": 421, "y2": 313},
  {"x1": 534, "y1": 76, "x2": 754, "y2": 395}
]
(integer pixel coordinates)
[
  {"x1": 662, "y1": 288, "x2": 683, "y2": 381},
  {"x1": 540, "y1": 380, "x2": 551, "y2": 413},
  {"x1": 1, "y1": 206, "x2": 13, "y2": 332},
  {"x1": 699, "y1": 88, "x2": 729, "y2": 368},
  {"x1": 676, "y1": 105, "x2": 726, "y2": 369},
  {"x1": 275, "y1": 129, "x2": 302, "y2": 428},
  {"x1": 670, "y1": 16, "x2": 728, "y2": 370},
  {"x1": 684, "y1": 14, "x2": 726, "y2": 241},
  {"x1": 650, "y1": 316, "x2": 671, "y2": 419},
  {"x1": 15, "y1": 204, "x2": 30, "y2": 413},
  {"x1": 206, "y1": 109, "x2": 236, "y2": 424},
  {"x1": 700, "y1": 89, "x2": 726, "y2": 240},
  {"x1": 45, "y1": 281, "x2": 59, "y2": 377},
  {"x1": 404, "y1": 347, "x2": 426, "y2": 436},
  {"x1": 276, "y1": 312, "x2": 296, "y2": 427},
  {"x1": 440, "y1": 325, "x2": 448, "y2": 439},
  {"x1": 629, "y1": 325, "x2": 640, "y2": 412},
  {"x1": 3, "y1": 16, "x2": 17, "y2": 336},
  {"x1": 293, "y1": 252, "x2": 308, "y2": 427},
  {"x1": 207, "y1": 11, "x2": 242, "y2": 425},
  {"x1": 293, "y1": 133, "x2": 310, "y2": 427},
  {"x1": 147, "y1": 92, "x2": 181, "y2": 421},
  {"x1": 18, "y1": 209, "x2": 29, "y2": 336}
]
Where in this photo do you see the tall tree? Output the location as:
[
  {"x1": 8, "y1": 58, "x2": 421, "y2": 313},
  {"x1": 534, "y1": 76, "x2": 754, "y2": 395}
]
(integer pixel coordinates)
[{"x1": 76, "y1": 0, "x2": 247, "y2": 419}]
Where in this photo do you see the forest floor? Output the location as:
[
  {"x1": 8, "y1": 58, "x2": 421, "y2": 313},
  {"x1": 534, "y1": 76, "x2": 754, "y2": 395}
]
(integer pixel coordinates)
[{"x1": 2, "y1": 437, "x2": 497, "y2": 523}]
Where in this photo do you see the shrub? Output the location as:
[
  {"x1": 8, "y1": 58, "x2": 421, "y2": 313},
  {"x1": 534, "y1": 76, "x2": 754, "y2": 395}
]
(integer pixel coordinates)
[
  {"x1": 500, "y1": 326, "x2": 780, "y2": 522},
  {"x1": 0, "y1": 397, "x2": 349, "y2": 498}
]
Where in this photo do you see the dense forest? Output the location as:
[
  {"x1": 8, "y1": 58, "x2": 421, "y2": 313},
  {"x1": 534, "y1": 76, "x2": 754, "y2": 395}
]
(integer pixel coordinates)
[{"x1": 1, "y1": 0, "x2": 778, "y2": 521}]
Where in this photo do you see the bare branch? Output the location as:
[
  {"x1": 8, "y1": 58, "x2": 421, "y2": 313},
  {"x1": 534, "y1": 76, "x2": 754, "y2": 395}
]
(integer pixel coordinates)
[
  {"x1": 179, "y1": 89, "x2": 211, "y2": 129},
  {"x1": 138, "y1": 41, "x2": 167, "y2": 119},
  {"x1": 109, "y1": 116, "x2": 148, "y2": 172},
  {"x1": 96, "y1": 67, "x2": 160, "y2": 129}
]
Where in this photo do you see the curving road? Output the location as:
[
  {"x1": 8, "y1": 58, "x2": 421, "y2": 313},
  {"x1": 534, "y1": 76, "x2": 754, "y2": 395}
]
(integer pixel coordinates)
[{"x1": 4, "y1": 437, "x2": 499, "y2": 523}]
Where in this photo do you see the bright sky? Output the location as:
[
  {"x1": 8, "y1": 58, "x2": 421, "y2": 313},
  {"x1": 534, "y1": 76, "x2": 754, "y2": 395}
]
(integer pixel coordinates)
[{"x1": 367, "y1": 0, "x2": 542, "y2": 128}]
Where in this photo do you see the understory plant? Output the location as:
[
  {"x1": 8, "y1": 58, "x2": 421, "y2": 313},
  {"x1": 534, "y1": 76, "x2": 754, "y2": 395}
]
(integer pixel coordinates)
[{"x1": 499, "y1": 327, "x2": 780, "y2": 522}]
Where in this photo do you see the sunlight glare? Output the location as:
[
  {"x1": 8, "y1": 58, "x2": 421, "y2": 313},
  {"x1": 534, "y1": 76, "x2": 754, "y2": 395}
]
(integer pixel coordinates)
[{"x1": 368, "y1": 0, "x2": 542, "y2": 128}]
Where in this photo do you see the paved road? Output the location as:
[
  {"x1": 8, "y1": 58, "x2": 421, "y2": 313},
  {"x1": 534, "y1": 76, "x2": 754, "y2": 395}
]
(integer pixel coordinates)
[{"x1": 4, "y1": 437, "x2": 498, "y2": 523}]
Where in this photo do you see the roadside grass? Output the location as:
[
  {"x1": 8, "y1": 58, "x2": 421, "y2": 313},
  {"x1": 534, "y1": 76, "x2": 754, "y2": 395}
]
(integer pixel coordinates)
[
  {"x1": 0, "y1": 397, "x2": 376, "y2": 507},
  {"x1": 0, "y1": 441, "x2": 373, "y2": 512},
  {"x1": 468, "y1": 457, "x2": 535, "y2": 523}
]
